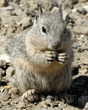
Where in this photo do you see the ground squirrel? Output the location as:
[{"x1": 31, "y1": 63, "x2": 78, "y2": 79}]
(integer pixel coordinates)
[{"x1": 5, "y1": 5, "x2": 73, "y2": 102}]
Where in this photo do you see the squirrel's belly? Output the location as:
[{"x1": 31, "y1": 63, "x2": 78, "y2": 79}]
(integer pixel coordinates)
[
  {"x1": 40, "y1": 60, "x2": 65, "y2": 76},
  {"x1": 32, "y1": 61, "x2": 66, "y2": 92}
]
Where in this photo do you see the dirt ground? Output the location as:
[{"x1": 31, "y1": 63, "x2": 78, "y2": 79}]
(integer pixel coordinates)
[{"x1": 0, "y1": 0, "x2": 88, "y2": 110}]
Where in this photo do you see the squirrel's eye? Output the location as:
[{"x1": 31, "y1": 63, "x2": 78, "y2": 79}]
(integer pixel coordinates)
[
  {"x1": 42, "y1": 26, "x2": 46, "y2": 33},
  {"x1": 63, "y1": 28, "x2": 66, "y2": 34}
]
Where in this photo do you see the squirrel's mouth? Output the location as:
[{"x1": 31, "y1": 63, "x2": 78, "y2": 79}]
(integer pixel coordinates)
[{"x1": 41, "y1": 48, "x2": 63, "y2": 53}]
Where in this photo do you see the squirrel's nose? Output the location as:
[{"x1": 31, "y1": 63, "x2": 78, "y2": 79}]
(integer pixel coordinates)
[{"x1": 49, "y1": 42, "x2": 61, "y2": 50}]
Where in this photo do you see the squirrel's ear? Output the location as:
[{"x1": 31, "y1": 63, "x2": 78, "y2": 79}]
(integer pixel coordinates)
[
  {"x1": 38, "y1": 4, "x2": 43, "y2": 18},
  {"x1": 59, "y1": 4, "x2": 62, "y2": 18}
]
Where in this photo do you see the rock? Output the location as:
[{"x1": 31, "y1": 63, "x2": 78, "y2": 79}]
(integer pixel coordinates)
[
  {"x1": 40, "y1": 94, "x2": 46, "y2": 101},
  {"x1": 27, "y1": 1, "x2": 37, "y2": 11},
  {"x1": 14, "y1": 8, "x2": 23, "y2": 16},
  {"x1": 0, "y1": 0, "x2": 9, "y2": 7},
  {"x1": 72, "y1": 0, "x2": 78, "y2": 4},
  {"x1": 69, "y1": 11, "x2": 80, "y2": 20},
  {"x1": 24, "y1": 9, "x2": 36, "y2": 17},
  {"x1": 73, "y1": 26, "x2": 88, "y2": 35},
  {"x1": 46, "y1": 95, "x2": 54, "y2": 101},
  {"x1": 83, "y1": 107, "x2": 88, "y2": 110},
  {"x1": 0, "y1": 68, "x2": 5, "y2": 77},
  {"x1": 9, "y1": 87, "x2": 20, "y2": 96},
  {"x1": 51, "y1": 103, "x2": 58, "y2": 108},
  {"x1": 18, "y1": 16, "x2": 33, "y2": 30},
  {"x1": 72, "y1": 9, "x2": 77, "y2": 13},
  {"x1": 75, "y1": 18, "x2": 84, "y2": 26},
  {"x1": 51, "y1": 7, "x2": 59, "y2": 13},
  {"x1": 85, "y1": 102, "x2": 88, "y2": 108},
  {"x1": 84, "y1": 14, "x2": 88, "y2": 20},
  {"x1": 5, "y1": 6, "x2": 14, "y2": 11},
  {"x1": 0, "y1": 60, "x2": 6, "y2": 67},
  {"x1": 17, "y1": 101, "x2": 26, "y2": 109},
  {"x1": 1, "y1": 10, "x2": 18, "y2": 26},
  {"x1": 7, "y1": 26, "x2": 17, "y2": 38},
  {"x1": 9, "y1": 2, "x2": 24, "y2": 11},
  {"x1": 12, "y1": 0, "x2": 20, "y2": 5},
  {"x1": 77, "y1": 7, "x2": 87, "y2": 15},
  {"x1": 13, "y1": 100, "x2": 18, "y2": 104},
  {"x1": 41, "y1": 0, "x2": 53, "y2": 11},
  {"x1": 79, "y1": 0, "x2": 88, "y2": 3},
  {"x1": 6, "y1": 67, "x2": 15, "y2": 78},
  {"x1": 0, "y1": 68, "x2": 5, "y2": 84},
  {"x1": 0, "y1": 90, "x2": 11, "y2": 101},
  {"x1": 40, "y1": 101, "x2": 51, "y2": 108},
  {"x1": 62, "y1": 11, "x2": 70, "y2": 22},
  {"x1": 78, "y1": 46, "x2": 88, "y2": 52},
  {"x1": 0, "y1": 54, "x2": 11, "y2": 64},
  {"x1": 59, "y1": 103, "x2": 67, "y2": 109},
  {"x1": 63, "y1": 0, "x2": 73, "y2": 9},
  {"x1": 79, "y1": 68, "x2": 88, "y2": 74},
  {"x1": 83, "y1": 5, "x2": 88, "y2": 13}
]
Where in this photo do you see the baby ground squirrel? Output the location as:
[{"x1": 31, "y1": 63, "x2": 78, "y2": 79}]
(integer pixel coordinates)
[{"x1": 5, "y1": 4, "x2": 73, "y2": 102}]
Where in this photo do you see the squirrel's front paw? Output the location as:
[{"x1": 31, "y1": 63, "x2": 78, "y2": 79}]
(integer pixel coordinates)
[
  {"x1": 57, "y1": 53, "x2": 69, "y2": 64},
  {"x1": 20, "y1": 89, "x2": 39, "y2": 102},
  {"x1": 45, "y1": 51, "x2": 56, "y2": 63}
]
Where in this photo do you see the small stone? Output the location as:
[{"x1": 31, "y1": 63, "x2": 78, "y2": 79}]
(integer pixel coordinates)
[
  {"x1": 40, "y1": 94, "x2": 46, "y2": 101},
  {"x1": 0, "y1": 68, "x2": 5, "y2": 78},
  {"x1": 46, "y1": 95, "x2": 54, "y2": 101},
  {"x1": 77, "y1": 8, "x2": 87, "y2": 15},
  {"x1": 0, "y1": 0, "x2": 8, "y2": 7},
  {"x1": 72, "y1": 0, "x2": 78, "y2": 4},
  {"x1": 14, "y1": 101, "x2": 18, "y2": 104},
  {"x1": 83, "y1": 107, "x2": 88, "y2": 110},
  {"x1": 78, "y1": 46, "x2": 88, "y2": 52},
  {"x1": 0, "y1": 54, "x2": 11, "y2": 63},
  {"x1": 51, "y1": 7, "x2": 59, "y2": 13},
  {"x1": 0, "y1": 60, "x2": 6, "y2": 67},
  {"x1": 73, "y1": 26, "x2": 88, "y2": 35},
  {"x1": 59, "y1": 103, "x2": 67, "y2": 109},
  {"x1": 5, "y1": 6, "x2": 14, "y2": 11},
  {"x1": 18, "y1": 16, "x2": 32, "y2": 30},
  {"x1": 51, "y1": 103, "x2": 58, "y2": 108},
  {"x1": 0, "y1": 90, "x2": 11, "y2": 101},
  {"x1": 6, "y1": 67, "x2": 15, "y2": 78},
  {"x1": 62, "y1": 11, "x2": 70, "y2": 22},
  {"x1": 14, "y1": 8, "x2": 23, "y2": 16},
  {"x1": 72, "y1": 9, "x2": 77, "y2": 13},
  {"x1": 18, "y1": 102, "x2": 26, "y2": 109},
  {"x1": 40, "y1": 101, "x2": 51, "y2": 108},
  {"x1": 75, "y1": 18, "x2": 84, "y2": 26},
  {"x1": 79, "y1": 68, "x2": 88, "y2": 74},
  {"x1": 9, "y1": 87, "x2": 20, "y2": 96},
  {"x1": 24, "y1": 9, "x2": 36, "y2": 17},
  {"x1": 85, "y1": 102, "x2": 88, "y2": 108},
  {"x1": 7, "y1": 27, "x2": 17, "y2": 38},
  {"x1": 1, "y1": 88, "x2": 5, "y2": 93},
  {"x1": 0, "y1": 104, "x2": 2, "y2": 108},
  {"x1": 83, "y1": 5, "x2": 88, "y2": 13}
]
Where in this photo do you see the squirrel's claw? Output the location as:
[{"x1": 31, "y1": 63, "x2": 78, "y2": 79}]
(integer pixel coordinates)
[
  {"x1": 20, "y1": 89, "x2": 39, "y2": 102},
  {"x1": 45, "y1": 51, "x2": 56, "y2": 63},
  {"x1": 57, "y1": 53, "x2": 69, "y2": 64}
]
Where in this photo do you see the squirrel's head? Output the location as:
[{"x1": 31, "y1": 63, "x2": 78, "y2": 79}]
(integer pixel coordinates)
[{"x1": 30, "y1": 4, "x2": 71, "y2": 52}]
